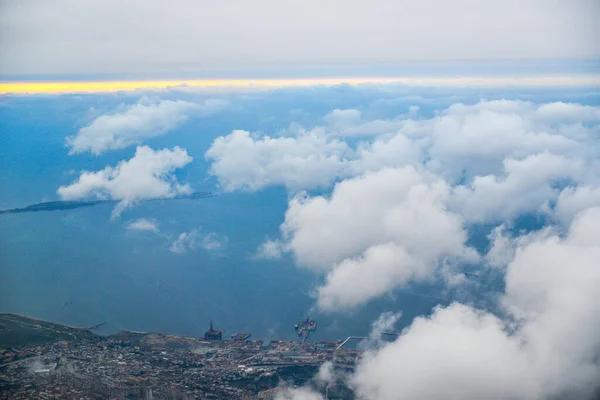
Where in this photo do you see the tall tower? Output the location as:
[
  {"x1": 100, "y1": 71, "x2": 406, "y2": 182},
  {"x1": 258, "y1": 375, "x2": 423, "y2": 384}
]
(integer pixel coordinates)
[{"x1": 204, "y1": 320, "x2": 222, "y2": 340}]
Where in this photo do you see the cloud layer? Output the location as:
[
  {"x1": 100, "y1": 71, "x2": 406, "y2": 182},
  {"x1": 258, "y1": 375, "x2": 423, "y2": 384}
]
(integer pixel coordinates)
[
  {"x1": 206, "y1": 99, "x2": 600, "y2": 311},
  {"x1": 351, "y1": 207, "x2": 600, "y2": 400},
  {"x1": 1, "y1": 1, "x2": 598, "y2": 75}
]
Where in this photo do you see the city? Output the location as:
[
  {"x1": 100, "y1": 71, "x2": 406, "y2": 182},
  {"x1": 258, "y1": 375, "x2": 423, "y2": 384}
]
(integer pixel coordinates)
[{"x1": 0, "y1": 313, "x2": 358, "y2": 399}]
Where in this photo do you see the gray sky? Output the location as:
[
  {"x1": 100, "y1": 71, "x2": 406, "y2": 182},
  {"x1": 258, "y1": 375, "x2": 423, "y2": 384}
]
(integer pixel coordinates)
[{"x1": 1, "y1": 0, "x2": 599, "y2": 76}]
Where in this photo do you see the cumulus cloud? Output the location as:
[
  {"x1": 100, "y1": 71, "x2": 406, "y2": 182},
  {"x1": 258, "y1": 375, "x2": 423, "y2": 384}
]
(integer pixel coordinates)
[
  {"x1": 67, "y1": 97, "x2": 226, "y2": 155},
  {"x1": 170, "y1": 228, "x2": 228, "y2": 254},
  {"x1": 204, "y1": 97, "x2": 600, "y2": 398},
  {"x1": 417, "y1": 100, "x2": 591, "y2": 183},
  {"x1": 317, "y1": 207, "x2": 600, "y2": 400},
  {"x1": 554, "y1": 185, "x2": 600, "y2": 225},
  {"x1": 450, "y1": 152, "x2": 584, "y2": 223},
  {"x1": 207, "y1": 100, "x2": 599, "y2": 205},
  {"x1": 126, "y1": 218, "x2": 159, "y2": 233},
  {"x1": 205, "y1": 130, "x2": 352, "y2": 191},
  {"x1": 278, "y1": 167, "x2": 478, "y2": 310},
  {"x1": 58, "y1": 145, "x2": 193, "y2": 217},
  {"x1": 221, "y1": 99, "x2": 600, "y2": 312},
  {"x1": 353, "y1": 304, "x2": 533, "y2": 400}
]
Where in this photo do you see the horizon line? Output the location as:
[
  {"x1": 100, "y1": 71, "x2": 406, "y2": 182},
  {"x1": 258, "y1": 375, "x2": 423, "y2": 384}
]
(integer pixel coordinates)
[{"x1": 2, "y1": 75, "x2": 600, "y2": 94}]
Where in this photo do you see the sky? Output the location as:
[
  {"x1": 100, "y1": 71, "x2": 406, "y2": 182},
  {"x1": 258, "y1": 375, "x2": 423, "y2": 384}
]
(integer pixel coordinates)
[
  {"x1": 1, "y1": 2, "x2": 600, "y2": 400},
  {"x1": 1, "y1": 0, "x2": 599, "y2": 77}
]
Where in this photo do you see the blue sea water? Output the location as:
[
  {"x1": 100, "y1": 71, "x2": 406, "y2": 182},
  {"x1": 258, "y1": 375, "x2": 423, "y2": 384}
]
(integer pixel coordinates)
[{"x1": 1, "y1": 86, "x2": 598, "y2": 340}]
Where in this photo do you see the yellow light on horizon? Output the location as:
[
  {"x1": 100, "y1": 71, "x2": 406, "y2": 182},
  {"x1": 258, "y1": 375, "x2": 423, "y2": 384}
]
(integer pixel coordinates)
[
  {"x1": 1, "y1": 76, "x2": 599, "y2": 94},
  {"x1": 0, "y1": 78, "x2": 398, "y2": 94}
]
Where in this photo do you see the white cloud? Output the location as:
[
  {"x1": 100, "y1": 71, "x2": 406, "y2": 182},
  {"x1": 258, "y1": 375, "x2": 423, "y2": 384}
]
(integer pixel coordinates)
[
  {"x1": 279, "y1": 167, "x2": 477, "y2": 310},
  {"x1": 324, "y1": 108, "x2": 405, "y2": 136},
  {"x1": 254, "y1": 239, "x2": 287, "y2": 260},
  {"x1": 170, "y1": 228, "x2": 228, "y2": 254},
  {"x1": 450, "y1": 152, "x2": 584, "y2": 223},
  {"x1": 554, "y1": 185, "x2": 600, "y2": 225},
  {"x1": 422, "y1": 100, "x2": 588, "y2": 183},
  {"x1": 324, "y1": 109, "x2": 362, "y2": 126},
  {"x1": 370, "y1": 311, "x2": 402, "y2": 335},
  {"x1": 316, "y1": 361, "x2": 335, "y2": 386},
  {"x1": 349, "y1": 207, "x2": 600, "y2": 400},
  {"x1": 350, "y1": 132, "x2": 425, "y2": 174},
  {"x1": 67, "y1": 97, "x2": 225, "y2": 155},
  {"x1": 360, "y1": 311, "x2": 403, "y2": 349},
  {"x1": 227, "y1": 99, "x2": 600, "y2": 310},
  {"x1": 205, "y1": 130, "x2": 352, "y2": 191},
  {"x1": 275, "y1": 387, "x2": 323, "y2": 400},
  {"x1": 126, "y1": 218, "x2": 159, "y2": 233},
  {"x1": 484, "y1": 224, "x2": 555, "y2": 269},
  {"x1": 353, "y1": 304, "x2": 534, "y2": 400},
  {"x1": 535, "y1": 101, "x2": 600, "y2": 125},
  {"x1": 206, "y1": 95, "x2": 600, "y2": 398},
  {"x1": 207, "y1": 101, "x2": 599, "y2": 209},
  {"x1": 170, "y1": 231, "x2": 196, "y2": 254},
  {"x1": 58, "y1": 145, "x2": 193, "y2": 217},
  {"x1": 201, "y1": 232, "x2": 229, "y2": 252}
]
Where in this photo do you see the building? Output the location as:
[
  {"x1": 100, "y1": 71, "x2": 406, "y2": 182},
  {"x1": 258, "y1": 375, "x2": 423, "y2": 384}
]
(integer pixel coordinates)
[
  {"x1": 231, "y1": 333, "x2": 251, "y2": 341},
  {"x1": 140, "y1": 387, "x2": 153, "y2": 400},
  {"x1": 204, "y1": 320, "x2": 222, "y2": 341}
]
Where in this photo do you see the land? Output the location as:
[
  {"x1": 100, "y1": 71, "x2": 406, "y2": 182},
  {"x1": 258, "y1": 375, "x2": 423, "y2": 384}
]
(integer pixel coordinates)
[
  {"x1": 0, "y1": 313, "x2": 358, "y2": 399},
  {"x1": 0, "y1": 192, "x2": 214, "y2": 215}
]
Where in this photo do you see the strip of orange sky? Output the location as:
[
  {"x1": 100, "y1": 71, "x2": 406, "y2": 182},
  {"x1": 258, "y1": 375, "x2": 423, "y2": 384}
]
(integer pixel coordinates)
[{"x1": 1, "y1": 76, "x2": 599, "y2": 94}]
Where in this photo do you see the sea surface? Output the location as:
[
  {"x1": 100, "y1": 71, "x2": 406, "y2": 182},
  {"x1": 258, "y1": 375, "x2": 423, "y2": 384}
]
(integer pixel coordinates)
[{"x1": 1, "y1": 86, "x2": 597, "y2": 340}]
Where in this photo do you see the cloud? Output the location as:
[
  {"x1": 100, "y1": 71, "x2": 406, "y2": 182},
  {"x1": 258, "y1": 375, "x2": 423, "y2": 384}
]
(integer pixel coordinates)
[
  {"x1": 126, "y1": 218, "x2": 159, "y2": 232},
  {"x1": 275, "y1": 387, "x2": 323, "y2": 400},
  {"x1": 1, "y1": 1, "x2": 598, "y2": 75},
  {"x1": 554, "y1": 185, "x2": 600, "y2": 225},
  {"x1": 450, "y1": 152, "x2": 584, "y2": 223},
  {"x1": 201, "y1": 232, "x2": 229, "y2": 252},
  {"x1": 353, "y1": 303, "x2": 536, "y2": 400},
  {"x1": 278, "y1": 167, "x2": 478, "y2": 310},
  {"x1": 358, "y1": 311, "x2": 403, "y2": 351},
  {"x1": 207, "y1": 100, "x2": 599, "y2": 201},
  {"x1": 200, "y1": 93, "x2": 600, "y2": 398},
  {"x1": 370, "y1": 311, "x2": 402, "y2": 336},
  {"x1": 346, "y1": 207, "x2": 600, "y2": 400},
  {"x1": 58, "y1": 145, "x2": 193, "y2": 217},
  {"x1": 170, "y1": 228, "x2": 228, "y2": 254},
  {"x1": 224, "y1": 98, "x2": 600, "y2": 311},
  {"x1": 483, "y1": 224, "x2": 555, "y2": 270},
  {"x1": 205, "y1": 130, "x2": 352, "y2": 191},
  {"x1": 67, "y1": 97, "x2": 225, "y2": 154},
  {"x1": 419, "y1": 100, "x2": 589, "y2": 183},
  {"x1": 324, "y1": 108, "x2": 407, "y2": 136},
  {"x1": 254, "y1": 239, "x2": 287, "y2": 260}
]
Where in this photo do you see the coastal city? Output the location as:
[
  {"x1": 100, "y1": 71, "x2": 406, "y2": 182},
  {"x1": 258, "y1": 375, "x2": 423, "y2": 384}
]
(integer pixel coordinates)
[{"x1": 0, "y1": 313, "x2": 358, "y2": 399}]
